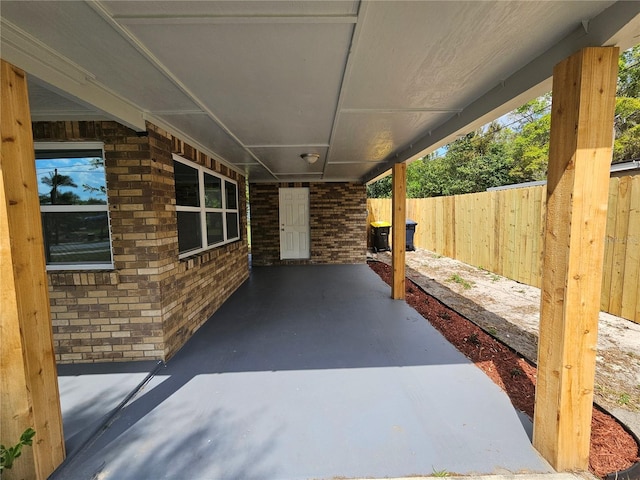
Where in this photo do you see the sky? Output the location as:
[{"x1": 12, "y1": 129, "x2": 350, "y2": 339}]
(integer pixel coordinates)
[{"x1": 36, "y1": 157, "x2": 107, "y2": 203}]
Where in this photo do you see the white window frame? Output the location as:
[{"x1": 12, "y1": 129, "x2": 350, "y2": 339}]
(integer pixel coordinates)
[
  {"x1": 35, "y1": 141, "x2": 114, "y2": 271},
  {"x1": 173, "y1": 154, "x2": 240, "y2": 259}
]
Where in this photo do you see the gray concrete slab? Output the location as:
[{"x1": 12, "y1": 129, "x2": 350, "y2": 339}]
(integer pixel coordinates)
[
  {"x1": 51, "y1": 264, "x2": 552, "y2": 480},
  {"x1": 57, "y1": 361, "x2": 159, "y2": 455}
]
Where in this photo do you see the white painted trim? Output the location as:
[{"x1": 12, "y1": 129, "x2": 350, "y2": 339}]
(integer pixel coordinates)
[
  {"x1": 279, "y1": 187, "x2": 310, "y2": 260},
  {"x1": 46, "y1": 263, "x2": 114, "y2": 271},
  {"x1": 115, "y1": 15, "x2": 359, "y2": 25},
  {"x1": 1, "y1": 19, "x2": 146, "y2": 131},
  {"x1": 1, "y1": 19, "x2": 95, "y2": 84},
  {"x1": 35, "y1": 141, "x2": 104, "y2": 150},
  {"x1": 173, "y1": 154, "x2": 241, "y2": 260},
  {"x1": 36, "y1": 142, "x2": 115, "y2": 270},
  {"x1": 323, "y1": 1, "x2": 369, "y2": 179},
  {"x1": 245, "y1": 144, "x2": 330, "y2": 148},
  {"x1": 40, "y1": 205, "x2": 107, "y2": 213},
  {"x1": 341, "y1": 108, "x2": 463, "y2": 114},
  {"x1": 88, "y1": 1, "x2": 278, "y2": 179},
  {"x1": 144, "y1": 114, "x2": 246, "y2": 179}
]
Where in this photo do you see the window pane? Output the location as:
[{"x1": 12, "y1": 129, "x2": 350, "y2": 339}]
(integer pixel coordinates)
[
  {"x1": 226, "y1": 212, "x2": 239, "y2": 239},
  {"x1": 204, "y1": 174, "x2": 222, "y2": 208},
  {"x1": 41, "y1": 212, "x2": 111, "y2": 264},
  {"x1": 174, "y1": 161, "x2": 200, "y2": 207},
  {"x1": 225, "y1": 181, "x2": 237, "y2": 209},
  {"x1": 36, "y1": 153, "x2": 107, "y2": 206},
  {"x1": 177, "y1": 211, "x2": 202, "y2": 253},
  {"x1": 206, "y1": 212, "x2": 224, "y2": 245}
]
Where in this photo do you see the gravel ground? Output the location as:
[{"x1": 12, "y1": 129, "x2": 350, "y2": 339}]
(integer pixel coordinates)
[{"x1": 371, "y1": 248, "x2": 640, "y2": 440}]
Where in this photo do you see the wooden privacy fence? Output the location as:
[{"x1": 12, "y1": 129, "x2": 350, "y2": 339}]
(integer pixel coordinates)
[{"x1": 367, "y1": 175, "x2": 640, "y2": 324}]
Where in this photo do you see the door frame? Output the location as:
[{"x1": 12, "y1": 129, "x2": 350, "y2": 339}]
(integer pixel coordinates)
[{"x1": 278, "y1": 187, "x2": 310, "y2": 260}]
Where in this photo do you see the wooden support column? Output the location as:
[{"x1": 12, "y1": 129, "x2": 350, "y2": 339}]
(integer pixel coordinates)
[
  {"x1": 533, "y1": 47, "x2": 619, "y2": 471},
  {"x1": 1, "y1": 60, "x2": 65, "y2": 479},
  {"x1": 392, "y1": 162, "x2": 406, "y2": 299}
]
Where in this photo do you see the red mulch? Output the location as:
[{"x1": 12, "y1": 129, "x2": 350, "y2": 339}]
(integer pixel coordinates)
[{"x1": 369, "y1": 261, "x2": 639, "y2": 478}]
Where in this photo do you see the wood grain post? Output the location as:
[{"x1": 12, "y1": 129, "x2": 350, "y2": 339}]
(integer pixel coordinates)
[
  {"x1": 532, "y1": 47, "x2": 619, "y2": 471},
  {"x1": 392, "y1": 162, "x2": 406, "y2": 299},
  {"x1": 1, "y1": 59, "x2": 66, "y2": 479}
]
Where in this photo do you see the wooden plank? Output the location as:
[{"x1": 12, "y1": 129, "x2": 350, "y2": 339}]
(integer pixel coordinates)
[
  {"x1": 535, "y1": 185, "x2": 548, "y2": 289},
  {"x1": 533, "y1": 47, "x2": 619, "y2": 471},
  {"x1": 492, "y1": 190, "x2": 503, "y2": 275},
  {"x1": 446, "y1": 195, "x2": 456, "y2": 258},
  {"x1": 633, "y1": 183, "x2": 640, "y2": 322},
  {"x1": 620, "y1": 175, "x2": 640, "y2": 321},
  {"x1": 481, "y1": 192, "x2": 492, "y2": 270},
  {"x1": 488, "y1": 190, "x2": 498, "y2": 272},
  {"x1": 391, "y1": 163, "x2": 406, "y2": 299},
  {"x1": 523, "y1": 187, "x2": 537, "y2": 285},
  {"x1": 528, "y1": 187, "x2": 540, "y2": 287},
  {"x1": 454, "y1": 194, "x2": 464, "y2": 260},
  {"x1": 608, "y1": 175, "x2": 631, "y2": 314},
  {"x1": 515, "y1": 189, "x2": 528, "y2": 283},
  {"x1": 601, "y1": 177, "x2": 619, "y2": 312},
  {"x1": 1, "y1": 60, "x2": 66, "y2": 479},
  {"x1": 504, "y1": 188, "x2": 517, "y2": 280}
]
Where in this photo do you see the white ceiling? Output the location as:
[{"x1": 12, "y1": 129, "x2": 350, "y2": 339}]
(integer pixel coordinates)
[{"x1": 2, "y1": 1, "x2": 639, "y2": 183}]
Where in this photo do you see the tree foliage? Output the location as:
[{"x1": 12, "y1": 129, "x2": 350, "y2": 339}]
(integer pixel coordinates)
[
  {"x1": 41, "y1": 169, "x2": 78, "y2": 204},
  {"x1": 367, "y1": 45, "x2": 640, "y2": 198}
]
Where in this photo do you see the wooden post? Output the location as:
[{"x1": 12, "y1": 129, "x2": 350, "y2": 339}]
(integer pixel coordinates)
[
  {"x1": 533, "y1": 47, "x2": 619, "y2": 471},
  {"x1": 1, "y1": 60, "x2": 66, "y2": 479},
  {"x1": 392, "y1": 162, "x2": 406, "y2": 299}
]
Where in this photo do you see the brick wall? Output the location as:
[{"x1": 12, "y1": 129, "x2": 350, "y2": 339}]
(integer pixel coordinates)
[
  {"x1": 250, "y1": 182, "x2": 367, "y2": 266},
  {"x1": 33, "y1": 121, "x2": 249, "y2": 363},
  {"x1": 147, "y1": 126, "x2": 250, "y2": 358}
]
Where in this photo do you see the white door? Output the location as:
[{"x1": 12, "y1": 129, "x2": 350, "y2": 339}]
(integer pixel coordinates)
[{"x1": 279, "y1": 187, "x2": 310, "y2": 260}]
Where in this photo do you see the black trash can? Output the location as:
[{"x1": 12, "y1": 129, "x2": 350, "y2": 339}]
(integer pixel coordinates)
[
  {"x1": 406, "y1": 219, "x2": 418, "y2": 251},
  {"x1": 370, "y1": 221, "x2": 391, "y2": 253}
]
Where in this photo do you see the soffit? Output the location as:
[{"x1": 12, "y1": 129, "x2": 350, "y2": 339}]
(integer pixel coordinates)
[{"x1": 2, "y1": 1, "x2": 637, "y2": 183}]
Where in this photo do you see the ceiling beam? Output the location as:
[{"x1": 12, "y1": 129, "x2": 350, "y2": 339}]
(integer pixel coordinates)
[
  {"x1": 87, "y1": 0, "x2": 278, "y2": 181},
  {"x1": 322, "y1": 1, "x2": 369, "y2": 180},
  {"x1": 114, "y1": 15, "x2": 358, "y2": 25},
  {"x1": 363, "y1": 0, "x2": 640, "y2": 183}
]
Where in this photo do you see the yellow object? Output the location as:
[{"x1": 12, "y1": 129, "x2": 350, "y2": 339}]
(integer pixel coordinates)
[{"x1": 370, "y1": 221, "x2": 391, "y2": 228}]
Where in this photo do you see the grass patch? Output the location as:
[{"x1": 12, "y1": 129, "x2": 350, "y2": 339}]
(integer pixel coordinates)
[{"x1": 447, "y1": 274, "x2": 474, "y2": 290}]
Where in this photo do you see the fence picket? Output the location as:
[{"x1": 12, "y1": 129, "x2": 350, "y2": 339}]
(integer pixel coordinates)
[{"x1": 367, "y1": 174, "x2": 639, "y2": 323}]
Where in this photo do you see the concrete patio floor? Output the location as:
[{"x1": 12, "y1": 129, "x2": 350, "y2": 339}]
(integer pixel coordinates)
[{"x1": 52, "y1": 264, "x2": 554, "y2": 480}]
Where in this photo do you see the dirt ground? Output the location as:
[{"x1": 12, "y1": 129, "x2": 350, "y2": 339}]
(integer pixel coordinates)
[{"x1": 371, "y1": 249, "x2": 640, "y2": 438}]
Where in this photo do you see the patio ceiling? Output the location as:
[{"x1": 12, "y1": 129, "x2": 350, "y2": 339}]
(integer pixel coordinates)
[{"x1": 1, "y1": 1, "x2": 639, "y2": 183}]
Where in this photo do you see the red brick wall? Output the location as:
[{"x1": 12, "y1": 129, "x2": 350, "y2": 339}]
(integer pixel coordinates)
[
  {"x1": 249, "y1": 182, "x2": 367, "y2": 266},
  {"x1": 33, "y1": 121, "x2": 249, "y2": 363}
]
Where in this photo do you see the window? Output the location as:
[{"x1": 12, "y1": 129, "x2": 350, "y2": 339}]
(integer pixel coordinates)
[
  {"x1": 173, "y1": 154, "x2": 240, "y2": 257},
  {"x1": 35, "y1": 142, "x2": 113, "y2": 270}
]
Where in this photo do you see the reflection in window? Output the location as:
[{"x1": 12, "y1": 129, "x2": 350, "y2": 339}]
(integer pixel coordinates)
[
  {"x1": 206, "y1": 212, "x2": 224, "y2": 245},
  {"x1": 36, "y1": 144, "x2": 113, "y2": 269},
  {"x1": 173, "y1": 155, "x2": 240, "y2": 257},
  {"x1": 204, "y1": 174, "x2": 222, "y2": 208},
  {"x1": 174, "y1": 161, "x2": 200, "y2": 207}
]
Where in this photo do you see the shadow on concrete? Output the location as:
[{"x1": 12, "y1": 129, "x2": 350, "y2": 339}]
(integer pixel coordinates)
[{"x1": 52, "y1": 264, "x2": 551, "y2": 480}]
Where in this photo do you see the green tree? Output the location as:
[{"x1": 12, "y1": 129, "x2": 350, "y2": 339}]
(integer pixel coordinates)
[
  {"x1": 41, "y1": 169, "x2": 77, "y2": 205},
  {"x1": 618, "y1": 44, "x2": 640, "y2": 98},
  {"x1": 366, "y1": 45, "x2": 640, "y2": 199},
  {"x1": 507, "y1": 94, "x2": 551, "y2": 182},
  {"x1": 41, "y1": 169, "x2": 78, "y2": 245},
  {"x1": 435, "y1": 123, "x2": 516, "y2": 195},
  {"x1": 614, "y1": 45, "x2": 640, "y2": 162},
  {"x1": 366, "y1": 175, "x2": 391, "y2": 198}
]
